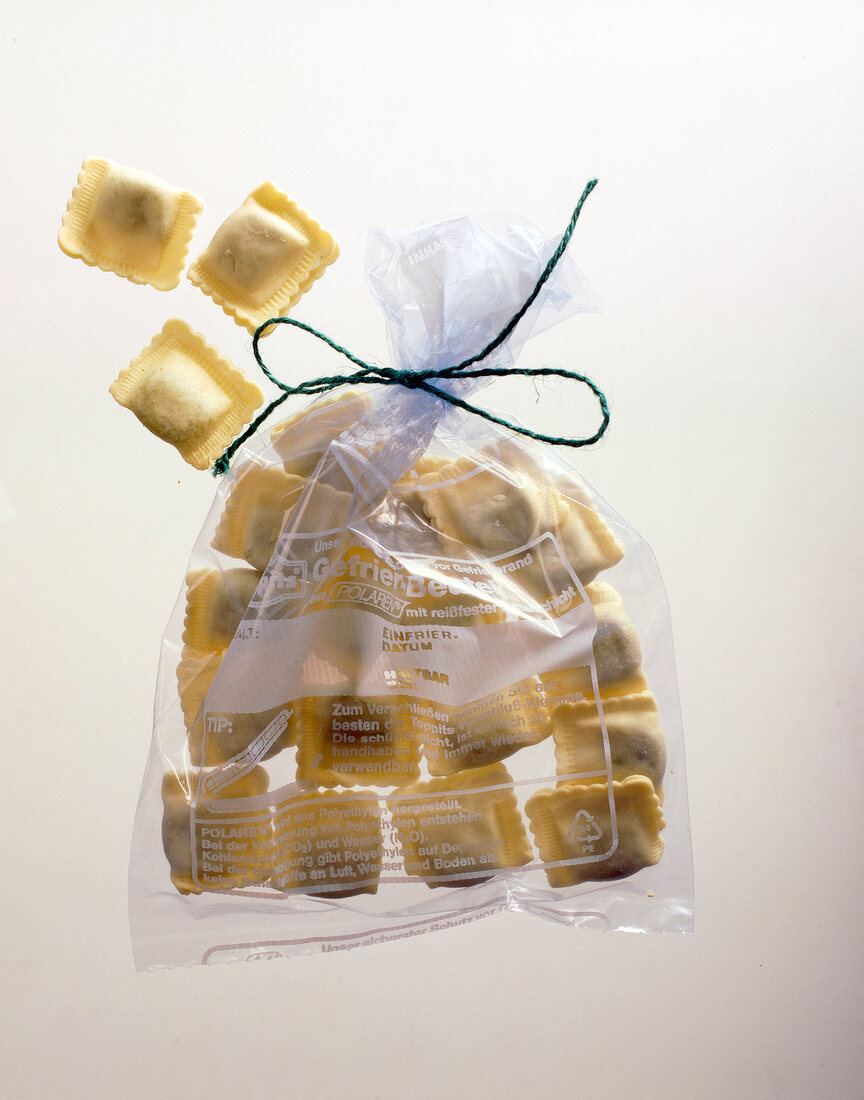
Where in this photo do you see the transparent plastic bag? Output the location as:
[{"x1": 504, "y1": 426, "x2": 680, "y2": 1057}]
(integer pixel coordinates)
[{"x1": 129, "y1": 207, "x2": 693, "y2": 970}]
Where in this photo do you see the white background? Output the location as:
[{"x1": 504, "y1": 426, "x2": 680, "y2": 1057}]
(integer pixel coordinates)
[{"x1": 2, "y1": 2, "x2": 862, "y2": 1097}]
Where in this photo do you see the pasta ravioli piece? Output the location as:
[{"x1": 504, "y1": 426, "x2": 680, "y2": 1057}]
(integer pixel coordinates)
[
  {"x1": 551, "y1": 691, "x2": 666, "y2": 791},
  {"x1": 177, "y1": 648, "x2": 225, "y2": 731},
  {"x1": 188, "y1": 182, "x2": 339, "y2": 331},
  {"x1": 539, "y1": 589, "x2": 647, "y2": 726},
  {"x1": 390, "y1": 453, "x2": 449, "y2": 518},
  {"x1": 59, "y1": 157, "x2": 202, "y2": 289},
  {"x1": 270, "y1": 390, "x2": 373, "y2": 478},
  {"x1": 271, "y1": 790, "x2": 382, "y2": 897},
  {"x1": 211, "y1": 465, "x2": 307, "y2": 571},
  {"x1": 540, "y1": 583, "x2": 644, "y2": 702},
  {"x1": 541, "y1": 664, "x2": 649, "y2": 714},
  {"x1": 389, "y1": 763, "x2": 531, "y2": 887},
  {"x1": 109, "y1": 319, "x2": 263, "y2": 470},
  {"x1": 161, "y1": 766, "x2": 272, "y2": 895},
  {"x1": 421, "y1": 678, "x2": 550, "y2": 776},
  {"x1": 516, "y1": 502, "x2": 624, "y2": 601},
  {"x1": 177, "y1": 649, "x2": 295, "y2": 767},
  {"x1": 296, "y1": 696, "x2": 419, "y2": 788},
  {"x1": 419, "y1": 457, "x2": 566, "y2": 554},
  {"x1": 584, "y1": 582, "x2": 643, "y2": 685},
  {"x1": 552, "y1": 502, "x2": 624, "y2": 584},
  {"x1": 182, "y1": 567, "x2": 261, "y2": 653},
  {"x1": 193, "y1": 702, "x2": 296, "y2": 769},
  {"x1": 482, "y1": 436, "x2": 596, "y2": 508},
  {"x1": 525, "y1": 776, "x2": 665, "y2": 887},
  {"x1": 284, "y1": 479, "x2": 353, "y2": 536}
]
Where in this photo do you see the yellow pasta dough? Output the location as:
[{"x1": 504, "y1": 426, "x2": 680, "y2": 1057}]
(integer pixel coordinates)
[
  {"x1": 389, "y1": 763, "x2": 532, "y2": 887},
  {"x1": 270, "y1": 790, "x2": 382, "y2": 897},
  {"x1": 551, "y1": 690, "x2": 666, "y2": 790},
  {"x1": 193, "y1": 703, "x2": 297, "y2": 770},
  {"x1": 515, "y1": 503, "x2": 624, "y2": 605},
  {"x1": 177, "y1": 643, "x2": 295, "y2": 767},
  {"x1": 270, "y1": 390, "x2": 373, "y2": 478},
  {"x1": 188, "y1": 182, "x2": 339, "y2": 331},
  {"x1": 58, "y1": 157, "x2": 202, "y2": 290},
  {"x1": 482, "y1": 436, "x2": 596, "y2": 508},
  {"x1": 390, "y1": 453, "x2": 449, "y2": 518},
  {"x1": 551, "y1": 502, "x2": 625, "y2": 585},
  {"x1": 539, "y1": 583, "x2": 649, "y2": 749},
  {"x1": 584, "y1": 581, "x2": 643, "y2": 686},
  {"x1": 282, "y1": 478, "x2": 354, "y2": 537},
  {"x1": 525, "y1": 775, "x2": 665, "y2": 887},
  {"x1": 539, "y1": 583, "x2": 644, "y2": 701},
  {"x1": 295, "y1": 695, "x2": 419, "y2": 788},
  {"x1": 182, "y1": 566, "x2": 262, "y2": 653},
  {"x1": 541, "y1": 665, "x2": 649, "y2": 713},
  {"x1": 470, "y1": 441, "x2": 624, "y2": 592},
  {"x1": 419, "y1": 456, "x2": 566, "y2": 554},
  {"x1": 421, "y1": 678, "x2": 550, "y2": 776},
  {"x1": 177, "y1": 648, "x2": 225, "y2": 732},
  {"x1": 211, "y1": 465, "x2": 307, "y2": 571},
  {"x1": 162, "y1": 766, "x2": 272, "y2": 894},
  {"x1": 109, "y1": 319, "x2": 263, "y2": 470}
]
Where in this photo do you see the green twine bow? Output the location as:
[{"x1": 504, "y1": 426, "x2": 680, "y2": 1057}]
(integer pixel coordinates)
[{"x1": 213, "y1": 178, "x2": 607, "y2": 476}]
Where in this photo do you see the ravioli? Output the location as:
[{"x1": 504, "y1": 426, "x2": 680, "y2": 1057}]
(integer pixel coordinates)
[
  {"x1": 211, "y1": 465, "x2": 307, "y2": 571},
  {"x1": 161, "y1": 766, "x2": 272, "y2": 894},
  {"x1": 177, "y1": 648, "x2": 225, "y2": 733},
  {"x1": 515, "y1": 502, "x2": 624, "y2": 603},
  {"x1": 295, "y1": 695, "x2": 419, "y2": 788},
  {"x1": 270, "y1": 390, "x2": 373, "y2": 478},
  {"x1": 585, "y1": 582, "x2": 643, "y2": 686},
  {"x1": 389, "y1": 763, "x2": 531, "y2": 887},
  {"x1": 59, "y1": 157, "x2": 202, "y2": 289},
  {"x1": 182, "y1": 567, "x2": 262, "y2": 653},
  {"x1": 188, "y1": 181, "x2": 339, "y2": 331},
  {"x1": 525, "y1": 775, "x2": 665, "y2": 887},
  {"x1": 390, "y1": 453, "x2": 449, "y2": 518},
  {"x1": 177, "y1": 648, "x2": 295, "y2": 768},
  {"x1": 421, "y1": 678, "x2": 550, "y2": 776},
  {"x1": 270, "y1": 789, "x2": 382, "y2": 897},
  {"x1": 539, "y1": 582, "x2": 647, "y2": 711},
  {"x1": 419, "y1": 456, "x2": 565, "y2": 554},
  {"x1": 109, "y1": 319, "x2": 263, "y2": 469},
  {"x1": 551, "y1": 690, "x2": 666, "y2": 791}
]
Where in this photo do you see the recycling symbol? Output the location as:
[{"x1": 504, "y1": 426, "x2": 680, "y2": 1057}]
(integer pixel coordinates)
[{"x1": 566, "y1": 809, "x2": 603, "y2": 844}]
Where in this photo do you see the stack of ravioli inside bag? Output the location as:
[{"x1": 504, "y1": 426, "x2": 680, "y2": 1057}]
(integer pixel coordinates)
[{"x1": 132, "y1": 203, "x2": 692, "y2": 968}]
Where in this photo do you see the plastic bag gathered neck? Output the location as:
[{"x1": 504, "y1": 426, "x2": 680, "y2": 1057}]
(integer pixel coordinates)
[{"x1": 214, "y1": 181, "x2": 605, "y2": 476}]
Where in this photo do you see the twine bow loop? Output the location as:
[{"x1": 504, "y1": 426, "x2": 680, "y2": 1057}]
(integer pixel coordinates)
[{"x1": 214, "y1": 179, "x2": 607, "y2": 476}]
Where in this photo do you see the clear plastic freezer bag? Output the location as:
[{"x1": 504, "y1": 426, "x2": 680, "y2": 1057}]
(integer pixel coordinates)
[{"x1": 129, "y1": 207, "x2": 693, "y2": 969}]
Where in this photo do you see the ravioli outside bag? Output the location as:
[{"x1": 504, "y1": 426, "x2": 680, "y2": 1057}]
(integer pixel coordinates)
[{"x1": 129, "y1": 206, "x2": 694, "y2": 969}]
